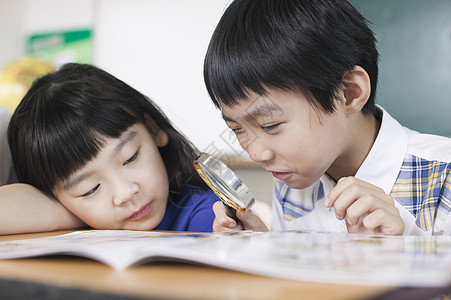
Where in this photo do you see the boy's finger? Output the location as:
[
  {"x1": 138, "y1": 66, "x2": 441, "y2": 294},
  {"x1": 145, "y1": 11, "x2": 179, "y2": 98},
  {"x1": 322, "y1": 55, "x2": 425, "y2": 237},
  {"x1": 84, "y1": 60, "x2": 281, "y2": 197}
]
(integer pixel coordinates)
[
  {"x1": 330, "y1": 187, "x2": 363, "y2": 220},
  {"x1": 326, "y1": 177, "x2": 382, "y2": 207},
  {"x1": 361, "y1": 209, "x2": 385, "y2": 230},
  {"x1": 344, "y1": 194, "x2": 380, "y2": 225},
  {"x1": 326, "y1": 177, "x2": 356, "y2": 207},
  {"x1": 345, "y1": 193, "x2": 397, "y2": 226},
  {"x1": 363, "y1": 209, "x2": 404, "y2": 235}
]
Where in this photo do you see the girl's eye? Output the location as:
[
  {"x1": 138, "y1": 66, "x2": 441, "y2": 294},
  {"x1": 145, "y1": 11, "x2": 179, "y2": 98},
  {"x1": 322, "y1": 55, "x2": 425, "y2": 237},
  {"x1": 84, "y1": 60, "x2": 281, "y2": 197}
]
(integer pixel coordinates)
[
  {"x1": 123, "y1": 150, "x2": 139, "y2": 165},
  {"x1": 82, "y1": 184, "x2": 99, "y2": 197},
  {"x1": 262, "y1": 123, "x2": 281, "y2": 133}
]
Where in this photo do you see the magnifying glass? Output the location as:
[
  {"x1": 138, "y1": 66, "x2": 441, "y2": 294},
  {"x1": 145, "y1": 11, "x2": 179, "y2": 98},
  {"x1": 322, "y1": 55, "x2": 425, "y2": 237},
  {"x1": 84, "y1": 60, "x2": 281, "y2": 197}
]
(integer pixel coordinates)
[{"x1": 193, "y1": 153, "x2": 255, "y2": 221}]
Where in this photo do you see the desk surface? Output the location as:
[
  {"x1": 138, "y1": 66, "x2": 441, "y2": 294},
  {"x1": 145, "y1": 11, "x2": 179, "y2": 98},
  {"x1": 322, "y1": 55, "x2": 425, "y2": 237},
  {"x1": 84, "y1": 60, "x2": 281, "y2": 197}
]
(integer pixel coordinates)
[{"x1": 0, "y1": 231, "x2": 445, "y2": 300}]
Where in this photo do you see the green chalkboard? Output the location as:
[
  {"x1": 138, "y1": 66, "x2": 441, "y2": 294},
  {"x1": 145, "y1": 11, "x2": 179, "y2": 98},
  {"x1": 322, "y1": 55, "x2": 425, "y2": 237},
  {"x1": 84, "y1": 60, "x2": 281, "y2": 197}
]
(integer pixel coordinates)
[{"x1": 350, "y1": 0, "x2": 451, "y2": 136}]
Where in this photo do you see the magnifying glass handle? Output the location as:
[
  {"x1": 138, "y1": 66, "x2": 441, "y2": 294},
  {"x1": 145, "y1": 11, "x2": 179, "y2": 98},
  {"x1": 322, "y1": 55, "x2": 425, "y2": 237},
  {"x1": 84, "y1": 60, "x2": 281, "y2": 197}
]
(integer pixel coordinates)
[{"x1": 223, "y1": 202, "x2": 240, "y2": 223}]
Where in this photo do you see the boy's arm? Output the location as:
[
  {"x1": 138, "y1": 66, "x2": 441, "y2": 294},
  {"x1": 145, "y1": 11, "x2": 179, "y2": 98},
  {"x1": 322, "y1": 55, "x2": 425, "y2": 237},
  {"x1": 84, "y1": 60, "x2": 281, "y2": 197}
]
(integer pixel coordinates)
[
  {"x1": 212, "y1": 201, "x2": 269, "y2": 232},
  {"x1": 0, "y1": 183, "x2": 85, "y2": 235}
]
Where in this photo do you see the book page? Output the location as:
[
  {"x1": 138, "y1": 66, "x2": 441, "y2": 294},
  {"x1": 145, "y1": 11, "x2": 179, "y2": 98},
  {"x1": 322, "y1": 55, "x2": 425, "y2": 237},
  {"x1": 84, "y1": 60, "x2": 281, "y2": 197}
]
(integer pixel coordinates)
[{"x1": 0, "y1": 230, "x2": 450, "y2": 287}]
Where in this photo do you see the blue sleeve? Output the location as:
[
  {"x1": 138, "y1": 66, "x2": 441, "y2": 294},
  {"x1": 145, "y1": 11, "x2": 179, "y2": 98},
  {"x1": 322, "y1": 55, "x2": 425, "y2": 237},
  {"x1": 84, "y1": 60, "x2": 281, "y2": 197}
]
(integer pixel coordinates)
[{"x1": 186, "y1": 189, "x2": 221, "y2": 232}]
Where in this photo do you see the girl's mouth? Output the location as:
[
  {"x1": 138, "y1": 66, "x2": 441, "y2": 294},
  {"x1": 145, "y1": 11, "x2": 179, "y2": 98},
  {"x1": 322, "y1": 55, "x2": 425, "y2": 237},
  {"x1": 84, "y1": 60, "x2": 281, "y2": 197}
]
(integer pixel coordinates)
[{"x1": 128, "y1": 203, "x2": 152, "y2": 221}]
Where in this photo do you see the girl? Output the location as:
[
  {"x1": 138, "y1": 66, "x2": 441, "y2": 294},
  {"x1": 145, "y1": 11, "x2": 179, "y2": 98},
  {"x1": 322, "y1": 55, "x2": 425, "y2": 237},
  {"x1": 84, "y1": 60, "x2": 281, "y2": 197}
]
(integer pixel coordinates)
[{"x1": 0, "y1": 63, "x2": 219, "y2": 234}]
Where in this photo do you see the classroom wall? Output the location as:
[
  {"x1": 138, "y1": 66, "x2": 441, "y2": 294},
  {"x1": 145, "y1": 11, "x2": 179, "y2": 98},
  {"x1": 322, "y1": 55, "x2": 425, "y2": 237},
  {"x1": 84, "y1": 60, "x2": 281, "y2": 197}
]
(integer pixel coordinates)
[
  {"x1": 351, "y1": 0, "x2": 451, "y2": 137},
  {"x1": 94, "y1": 0, "x2": 239, "y2": 157},
  {"x1": 0, "y1": 0, "x2": 94, "y2": 68},
  {"x1": 0, "y1": 0, "x2": 25, "y2": 68},
  {"x1": 22, "y1": 0, "x2": 93, "y2": 33}
]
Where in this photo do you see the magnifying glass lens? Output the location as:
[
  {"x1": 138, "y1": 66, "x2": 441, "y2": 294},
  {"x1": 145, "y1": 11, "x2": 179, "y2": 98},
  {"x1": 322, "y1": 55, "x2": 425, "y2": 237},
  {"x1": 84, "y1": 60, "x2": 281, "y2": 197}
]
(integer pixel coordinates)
[{"x1": 193, "y1": 153, "x2": 255, "y2": 213}]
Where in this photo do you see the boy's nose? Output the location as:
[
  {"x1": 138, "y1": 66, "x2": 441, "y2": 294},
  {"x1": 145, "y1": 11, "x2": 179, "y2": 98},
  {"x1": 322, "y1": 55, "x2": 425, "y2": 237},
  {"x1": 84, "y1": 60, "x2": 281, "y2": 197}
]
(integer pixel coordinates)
[
  {"x1": 247, "y1": 139, "x2": 274, "y2": 163},
  {"x1": 112, "y1": 180, "x2": 139, "y2": 206}
]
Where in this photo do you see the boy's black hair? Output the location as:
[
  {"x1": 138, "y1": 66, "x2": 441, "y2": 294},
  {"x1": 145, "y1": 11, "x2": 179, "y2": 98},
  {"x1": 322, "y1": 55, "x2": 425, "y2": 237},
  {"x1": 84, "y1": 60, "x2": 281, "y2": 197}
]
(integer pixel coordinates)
[
  {"x1": 8, "y1": 63, "x2": 205, "y2": 197},
  {"x1": 204, "y1": 0, "x2": 378, "y2": 115}
]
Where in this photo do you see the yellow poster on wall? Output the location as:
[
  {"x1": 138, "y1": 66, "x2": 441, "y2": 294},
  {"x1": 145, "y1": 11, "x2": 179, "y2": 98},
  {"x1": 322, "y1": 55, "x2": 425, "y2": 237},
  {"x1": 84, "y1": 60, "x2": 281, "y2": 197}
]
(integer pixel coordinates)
[
  {"x1": 0, "y1": 29, "x2": 93, "y2": 112},
  {"x1": 0, "y1": 57, "x2": 54, "y2": 112}
]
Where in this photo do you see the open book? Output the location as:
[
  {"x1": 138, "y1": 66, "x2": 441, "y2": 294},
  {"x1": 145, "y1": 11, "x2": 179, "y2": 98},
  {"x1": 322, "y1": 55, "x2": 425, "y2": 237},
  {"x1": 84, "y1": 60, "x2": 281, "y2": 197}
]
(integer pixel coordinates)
[{"x1": 0, "y1": 230, "x2": 450, "y2": 287}]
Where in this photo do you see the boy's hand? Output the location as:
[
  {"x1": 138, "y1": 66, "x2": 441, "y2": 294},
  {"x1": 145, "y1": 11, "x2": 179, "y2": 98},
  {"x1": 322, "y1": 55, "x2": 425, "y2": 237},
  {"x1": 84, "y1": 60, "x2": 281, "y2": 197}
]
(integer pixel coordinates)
[
  {"x1": 212, "y1": 201, "x2": 269, "y2": 232},
  {"x1": 325, "y1": 177, "x2": 404, "y2": 235}
]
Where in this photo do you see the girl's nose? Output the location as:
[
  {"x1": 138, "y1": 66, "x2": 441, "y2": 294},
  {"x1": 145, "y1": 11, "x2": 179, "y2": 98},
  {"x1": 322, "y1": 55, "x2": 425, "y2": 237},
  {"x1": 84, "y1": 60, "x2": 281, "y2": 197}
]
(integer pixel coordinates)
[{"x1": 112, "y1": 179, "x2": 138, "y2": 206}]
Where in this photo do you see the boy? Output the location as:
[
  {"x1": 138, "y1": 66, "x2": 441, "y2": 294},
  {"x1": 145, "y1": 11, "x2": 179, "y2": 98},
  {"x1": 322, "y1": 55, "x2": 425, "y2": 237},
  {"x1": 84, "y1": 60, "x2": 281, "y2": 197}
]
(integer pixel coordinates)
[{"x1": 203, "y1": 0, "x2": 451, "y2": 235}]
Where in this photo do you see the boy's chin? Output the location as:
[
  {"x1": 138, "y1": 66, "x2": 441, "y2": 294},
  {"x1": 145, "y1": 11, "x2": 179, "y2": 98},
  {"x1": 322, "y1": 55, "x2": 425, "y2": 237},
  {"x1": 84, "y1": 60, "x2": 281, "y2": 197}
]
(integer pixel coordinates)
[{"x1": 281, "y1": 177, "x2": 318, "y2": 190}]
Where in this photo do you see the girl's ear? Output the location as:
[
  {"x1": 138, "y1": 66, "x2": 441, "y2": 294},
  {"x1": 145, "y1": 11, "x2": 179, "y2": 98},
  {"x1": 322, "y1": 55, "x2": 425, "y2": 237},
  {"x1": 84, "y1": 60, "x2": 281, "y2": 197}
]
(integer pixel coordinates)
[
  {"x1": 144, "y1": 114, "x2": 169, "y2": 147},
  {"x1": 341, "y1": 65, "x2": 371, "y2": 115}
]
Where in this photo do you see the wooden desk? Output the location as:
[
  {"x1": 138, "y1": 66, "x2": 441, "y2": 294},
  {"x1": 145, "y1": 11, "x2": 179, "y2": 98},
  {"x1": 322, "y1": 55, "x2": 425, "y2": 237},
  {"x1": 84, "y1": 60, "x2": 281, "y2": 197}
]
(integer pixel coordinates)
[{"x1": 0, "y1": 231, "x2": 447, "y2": 300}]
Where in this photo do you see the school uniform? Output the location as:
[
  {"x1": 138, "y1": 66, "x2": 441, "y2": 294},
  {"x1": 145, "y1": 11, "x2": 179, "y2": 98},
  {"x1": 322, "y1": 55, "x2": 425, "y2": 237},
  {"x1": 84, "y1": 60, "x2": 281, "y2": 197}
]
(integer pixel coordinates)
[
  {"x1": 272, "y1": 107, "x2": 451, "y2": 235},
  {"x1": 156, "y1": 186, "x2": 220, "y2": 232}
]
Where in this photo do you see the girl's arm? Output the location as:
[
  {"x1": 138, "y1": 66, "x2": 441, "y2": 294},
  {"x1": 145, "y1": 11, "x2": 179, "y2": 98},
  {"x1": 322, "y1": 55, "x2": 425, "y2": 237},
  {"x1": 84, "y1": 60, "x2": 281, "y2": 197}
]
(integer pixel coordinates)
[{"x1": 0, "y1": 183, "x2": 85, "y2": 235}]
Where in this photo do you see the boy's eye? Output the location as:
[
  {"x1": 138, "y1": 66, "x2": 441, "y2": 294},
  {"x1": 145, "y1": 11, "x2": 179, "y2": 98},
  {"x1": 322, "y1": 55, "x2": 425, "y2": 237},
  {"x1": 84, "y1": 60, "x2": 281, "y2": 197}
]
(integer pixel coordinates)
[
  {"x1": 123, "y1": 150, "x2": 139, "y2": 165},
  {"x1": 231, "y1": 127, "x2": 244, "y2": 135},
  {"x1": 261, "y1": 123, "x2": 281, "y2": 133},
  {"x1": 82, "y1": 184, "x2": 99, "y2": 197}
]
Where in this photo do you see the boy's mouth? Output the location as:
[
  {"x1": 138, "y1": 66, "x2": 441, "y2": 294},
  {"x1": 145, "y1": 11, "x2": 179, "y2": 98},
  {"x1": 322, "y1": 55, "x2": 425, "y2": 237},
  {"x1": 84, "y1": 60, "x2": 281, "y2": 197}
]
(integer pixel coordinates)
[
  {"x1": 128, "y1": 202, "x2": 152, "y2": 221},
  {"x1": 271, "y1": 171, "x2": 290, "y2": 180}
]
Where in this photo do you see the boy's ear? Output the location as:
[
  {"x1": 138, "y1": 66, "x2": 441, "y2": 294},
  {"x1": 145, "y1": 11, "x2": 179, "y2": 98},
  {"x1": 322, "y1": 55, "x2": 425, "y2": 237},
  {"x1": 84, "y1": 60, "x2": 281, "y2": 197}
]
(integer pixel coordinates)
[
  {"x1": 341, "y1": 65, "x2": 371, "y2": 115},
  {"x1": 144, "y1": 114, "x2": 169, "y2": 147}
]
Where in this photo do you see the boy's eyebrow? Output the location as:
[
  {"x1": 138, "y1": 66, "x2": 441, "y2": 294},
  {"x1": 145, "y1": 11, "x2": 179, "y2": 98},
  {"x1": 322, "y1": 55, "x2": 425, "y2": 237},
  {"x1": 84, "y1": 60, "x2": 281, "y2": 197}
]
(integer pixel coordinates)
[
  {"x1": 222, "y1": 104, "x2": 282, "y2": 123},
  {"x1": 62, "y1": 130, "x2": 138, "y2": 191}
]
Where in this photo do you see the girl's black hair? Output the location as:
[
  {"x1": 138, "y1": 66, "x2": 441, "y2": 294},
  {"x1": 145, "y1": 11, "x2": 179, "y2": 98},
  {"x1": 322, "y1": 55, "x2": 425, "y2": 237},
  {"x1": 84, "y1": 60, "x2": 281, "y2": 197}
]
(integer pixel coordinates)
[
  {"x1": 204, "y1": 0, "x2": 378, "y2": 115},
  {"x1": 8, "y1": 63, "x2": 206, "y2": 197}
]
